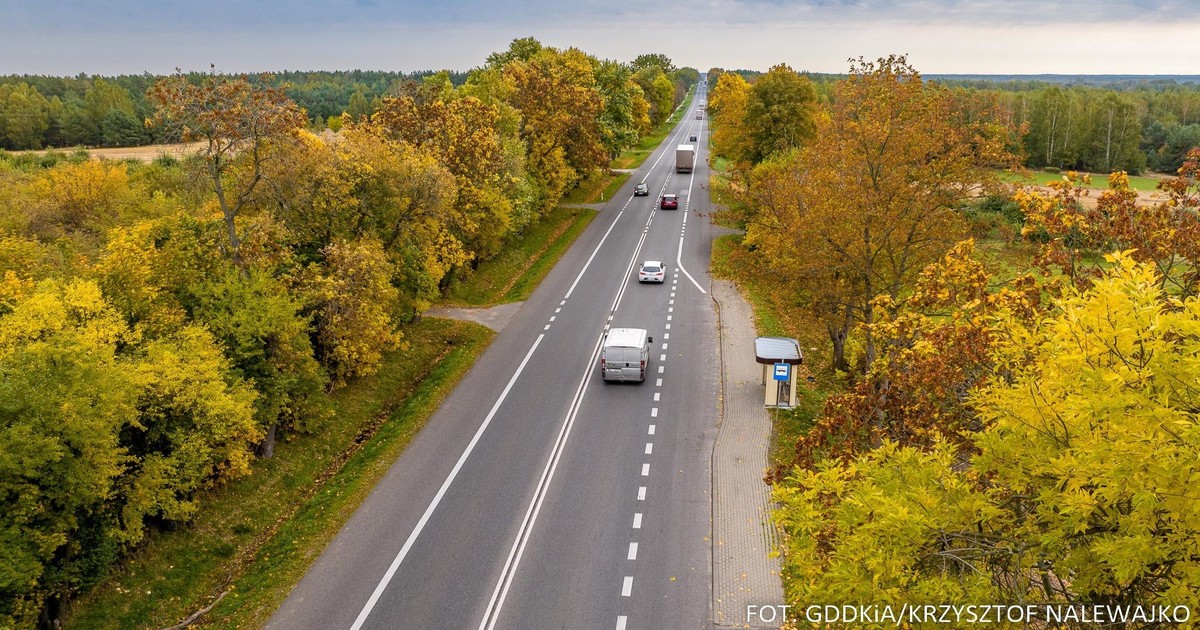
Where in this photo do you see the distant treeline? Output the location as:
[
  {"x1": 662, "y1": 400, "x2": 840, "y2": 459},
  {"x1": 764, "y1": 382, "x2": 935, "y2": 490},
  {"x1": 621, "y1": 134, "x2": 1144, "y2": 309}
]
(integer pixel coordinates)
[
  {"x1": 0, "y1": 69, "x2": 464, "y2": 150},
  {"x1": 708, "y1": 67, "x2": 1200, "y2": 175}
]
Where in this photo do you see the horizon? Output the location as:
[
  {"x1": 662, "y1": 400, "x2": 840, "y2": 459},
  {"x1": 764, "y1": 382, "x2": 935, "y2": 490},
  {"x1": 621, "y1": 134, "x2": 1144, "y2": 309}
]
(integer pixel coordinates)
[{"x1": 3, "y1": 1, "x2": 1200, "y2": 77}]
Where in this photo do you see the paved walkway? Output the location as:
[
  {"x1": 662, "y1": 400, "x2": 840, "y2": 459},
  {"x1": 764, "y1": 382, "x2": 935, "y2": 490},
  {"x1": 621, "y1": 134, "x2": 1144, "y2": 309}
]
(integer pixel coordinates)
[
  {"x1": 424, "y1": 301, "x2": 524, "y2": 332},
  {"x1": 711, "y1": 280, "x2": 786, "y2": 629}
]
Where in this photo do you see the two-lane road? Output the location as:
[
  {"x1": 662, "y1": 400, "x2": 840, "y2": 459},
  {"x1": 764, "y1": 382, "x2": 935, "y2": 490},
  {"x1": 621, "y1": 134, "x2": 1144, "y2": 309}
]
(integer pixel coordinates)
[{"x1": 269, "y1": 86, "x2": 719, "y2": 630}]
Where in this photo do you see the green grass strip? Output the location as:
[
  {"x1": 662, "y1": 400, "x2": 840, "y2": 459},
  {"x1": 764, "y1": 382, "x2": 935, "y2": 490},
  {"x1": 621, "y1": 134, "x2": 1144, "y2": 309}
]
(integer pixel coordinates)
[{"x1": 444, "y1": 206, "x2": 597, "y2": 306}]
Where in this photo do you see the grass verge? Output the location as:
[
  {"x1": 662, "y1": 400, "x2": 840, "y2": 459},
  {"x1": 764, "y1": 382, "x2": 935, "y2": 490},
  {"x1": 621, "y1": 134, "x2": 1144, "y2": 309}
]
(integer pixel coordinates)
[
  {"x1": 711, "y1": 232, "x2": 843, "y2": 469},
  {"x1": 443, "y1": 206, "x2": 597, "y2": 305},
  {"x1": 65, "y1": 318, "x2": 493, "y2": 629},
  {"x1": 562, "y1": 170, "x2": 631, "y2": 205}
]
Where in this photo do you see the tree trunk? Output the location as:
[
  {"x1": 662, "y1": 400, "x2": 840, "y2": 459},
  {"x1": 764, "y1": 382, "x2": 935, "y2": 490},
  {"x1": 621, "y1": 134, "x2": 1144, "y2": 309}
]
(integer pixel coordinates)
[
  {"x1": 826, "y1": 302, "x2": 854, "y2": 373},
  {"x1": 257, "y1": 421, "x2": 278, "y2": 459}
]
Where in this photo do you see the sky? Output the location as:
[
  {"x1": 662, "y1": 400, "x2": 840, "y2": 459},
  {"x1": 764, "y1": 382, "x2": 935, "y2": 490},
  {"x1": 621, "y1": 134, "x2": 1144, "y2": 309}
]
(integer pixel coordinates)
[{"x1": 2, "y1": 0, "x2": 1199, "y2": 77}]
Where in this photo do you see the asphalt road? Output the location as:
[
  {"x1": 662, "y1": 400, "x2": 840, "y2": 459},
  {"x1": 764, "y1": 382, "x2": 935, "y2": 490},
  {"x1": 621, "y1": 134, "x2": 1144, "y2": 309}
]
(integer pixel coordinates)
[{"x1": 268, "y1": 85, "x2": 719, "y2": 630}]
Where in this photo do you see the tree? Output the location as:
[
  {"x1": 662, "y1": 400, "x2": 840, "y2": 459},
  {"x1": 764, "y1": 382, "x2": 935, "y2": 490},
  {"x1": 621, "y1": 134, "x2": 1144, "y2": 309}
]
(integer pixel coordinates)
[
  {"x1": 0, "y1": 83, "x2": 51, "y2": 150},
  {"x1": 99, "y1": 107, "x2": 143, "y2": 147},
  {"x1": 301, "y1": 238, "x2": 402, "y2": 383},
  {"x1": 0, "y1": 279, "x2": 135, "y2": 628},
  {"x1": 742, "y1": 63, "x2": 818, "y2": 163},
  {"x1": 630, "y1": 53, "x2": 675, "y2": 74},
  {"x1": 188, "y1": 269, "x2": 328, "y2": 458},
  {"x1": 774, "y1": 255, "x2": 1200, "y2": 614},
  {"x1": 501, "y1": 47, "x2": 606, "y2": 213},
  {"x1": 148, "y1": 73, "x2": 308, "y2": 273},
  {"x1": 1017, "y1": 153, "x2": 1200, "y2": 297},
  {"x1": 743, "y1": 55, "x2": 1016, "y2": 371},
  {"x1": 707, "y1": 71, "x2": 752, "y2": 166}
]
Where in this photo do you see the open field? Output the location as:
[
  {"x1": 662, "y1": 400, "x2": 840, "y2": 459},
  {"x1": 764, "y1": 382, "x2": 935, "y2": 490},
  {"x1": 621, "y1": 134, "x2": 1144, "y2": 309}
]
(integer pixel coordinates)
[{"x1": 14, "y1": 142, "x2": 206, "y2": 162}]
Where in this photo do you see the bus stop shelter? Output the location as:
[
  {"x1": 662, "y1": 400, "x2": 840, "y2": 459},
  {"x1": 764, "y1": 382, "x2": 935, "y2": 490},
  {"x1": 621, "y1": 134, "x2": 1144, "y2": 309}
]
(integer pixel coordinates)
[{"x1": 754, "y1": 336, "x2": 803, "y2": 408}]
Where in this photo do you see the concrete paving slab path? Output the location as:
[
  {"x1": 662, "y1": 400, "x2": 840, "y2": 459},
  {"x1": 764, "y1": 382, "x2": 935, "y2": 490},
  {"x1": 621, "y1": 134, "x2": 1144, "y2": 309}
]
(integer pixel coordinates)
[{"x1": 711, "y1": 279, "x2": 786, "y2": 629}]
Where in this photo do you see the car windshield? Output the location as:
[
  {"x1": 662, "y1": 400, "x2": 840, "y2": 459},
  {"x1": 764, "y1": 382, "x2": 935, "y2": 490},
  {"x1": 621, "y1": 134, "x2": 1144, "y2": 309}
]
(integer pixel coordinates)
[{"x1": 642, "y1": 265, "x2": 661, "y2": 272}]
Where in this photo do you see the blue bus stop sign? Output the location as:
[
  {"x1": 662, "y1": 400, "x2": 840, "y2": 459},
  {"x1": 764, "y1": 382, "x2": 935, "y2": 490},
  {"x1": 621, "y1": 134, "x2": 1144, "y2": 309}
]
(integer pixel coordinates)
[{"x1": 773, "y1": 362, "x2": 790, "y2": 382}]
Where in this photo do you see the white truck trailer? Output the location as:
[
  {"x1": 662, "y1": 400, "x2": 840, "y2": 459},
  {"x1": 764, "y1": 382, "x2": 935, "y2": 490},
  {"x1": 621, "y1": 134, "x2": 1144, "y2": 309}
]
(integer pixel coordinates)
[{"x1": 675, "y1": 144, "x2": 695, "y2": 174}]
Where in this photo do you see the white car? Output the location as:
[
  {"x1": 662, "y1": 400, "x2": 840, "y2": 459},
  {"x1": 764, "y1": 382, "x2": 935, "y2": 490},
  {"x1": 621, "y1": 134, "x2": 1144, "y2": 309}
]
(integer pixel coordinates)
[{"x1": 638, "y1": 261, "x2": 665, "y2": 283}]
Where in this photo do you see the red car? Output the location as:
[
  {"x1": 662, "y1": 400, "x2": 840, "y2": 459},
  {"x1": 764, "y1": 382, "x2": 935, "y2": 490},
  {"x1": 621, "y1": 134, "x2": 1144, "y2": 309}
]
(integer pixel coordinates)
[{"x1": 660, "y1": 193, "x2": 678, "y2": 210}]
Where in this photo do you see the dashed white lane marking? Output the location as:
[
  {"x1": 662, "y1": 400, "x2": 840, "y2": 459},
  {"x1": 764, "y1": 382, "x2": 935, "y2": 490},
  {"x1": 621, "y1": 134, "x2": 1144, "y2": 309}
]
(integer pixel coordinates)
[
  {"x1": 622, "y1": 576, "x2": 634, "y2": 597},
  {"x1": 637, "y1": 487, "x2": 646, "y2": 500},
  {"x1": 662, "y1": 343, "x2": 668, "y2": 350},
  {"x1": 549, "y1": 316, "x2": 556, "y2": 322},
  {"x1": 669, "y1": 300, "x2": 674, "y2": 305},
  {"x1": 668, "y1": 307, "x2": 673, "y2": 313},
  {"x1": 667, "y1": 315, "x2": 672, "y2": 321},
  {"x1": 660, "y1": 354, "x2": 667, "y2": 362},
  {"x1": 653, "y1": 392, "x2": 660, "y2": 401},
  {"x1": 544, "y1": 325, "x2": 550, "y2": 331},
  {"x1": 663, "y1": 333, "x2": 670, "y2": 340},
  {"x1": 616, "y1": 616, "x2": 628, "y2": 630},
  {"x1": 658, "y1": 366, "x2": 665, "y2": 373},
  {"x1": 656, "y1": 379, "x2": 662, "y2": 386},
  {"x1": 651, "y1": 407, "x2": 659, "y2": 417},
  {"x1": 555, "y1": 308, "x2": 561, "y2": 313},
  {"x1": 628, "y1": 542, "x2": 639, "y2": 560},
  {"x1": 560, "y1": 300, "x2": 566, "y2": 306},
  {"x1": 633, "y1": 513, "x2": 643, "y2": 528},
  {"x1": 665, "y1": 324, "x2": 671, "y2": 330},
  {"x1": 641, "y1": 463, "x2": 650, "y2": 476},
  {"x1": 645, "y1": 443, "x2": 653, "y2": 455},
  {"x1": 648, "y1": 425, "x2": 656, "y2": 435}
]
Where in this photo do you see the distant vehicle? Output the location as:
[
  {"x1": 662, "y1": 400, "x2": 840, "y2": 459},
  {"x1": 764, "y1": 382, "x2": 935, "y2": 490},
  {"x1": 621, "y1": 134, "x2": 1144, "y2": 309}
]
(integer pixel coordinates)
[
  {"x1": 600, "y1": 327, "x2": 653, "y2": 383},
  {"x1": 696, "y1": 113, "x2": 703, "y2": 119},
  {"x1": 634, "y1": 182, "x2": 649, "y2": 196},
  {"x1": 638, "y1": 260, "x2": 665, "y2": 284},
  {"x1": 676, "y1": 144, "x2": 695, "y2": 173},
  {"x1": 659, "y1": 193, "x2": 678, "y2": 210},
  {"x1": 689, "y1": 135, "x2": 697, "y2": 142}
]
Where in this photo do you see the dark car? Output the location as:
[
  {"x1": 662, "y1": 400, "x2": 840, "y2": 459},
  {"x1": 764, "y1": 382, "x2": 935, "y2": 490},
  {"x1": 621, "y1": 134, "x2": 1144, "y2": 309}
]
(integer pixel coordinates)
[
  {"x1": 660, "y1": 193, "x2": 678, "y2": 210},
  {"x1": 689, "y1": 135, "x2": 697, "y2": 142},
  {"x1": 634, "y1": 182, "x2": 649, "y2": 196}
]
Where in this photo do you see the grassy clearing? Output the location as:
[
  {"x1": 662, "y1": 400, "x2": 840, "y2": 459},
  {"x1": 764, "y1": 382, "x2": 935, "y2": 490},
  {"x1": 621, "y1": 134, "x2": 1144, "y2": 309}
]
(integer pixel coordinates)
[
  {"x1": 443, "y1": 206, "x2": 597, "y2": 305},
  {"x1": 65, "y1": 318, "x2": 493, "y2": 630},
  {"x1": 1000, "y1": 168, "x2": 1163, "y2": 192}
]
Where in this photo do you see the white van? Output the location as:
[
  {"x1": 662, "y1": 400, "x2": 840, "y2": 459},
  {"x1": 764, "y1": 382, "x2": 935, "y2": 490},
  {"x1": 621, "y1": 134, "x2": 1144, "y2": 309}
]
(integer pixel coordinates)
[{"x1": 600, "y1": 327, "x2": 653, "y2": 383}]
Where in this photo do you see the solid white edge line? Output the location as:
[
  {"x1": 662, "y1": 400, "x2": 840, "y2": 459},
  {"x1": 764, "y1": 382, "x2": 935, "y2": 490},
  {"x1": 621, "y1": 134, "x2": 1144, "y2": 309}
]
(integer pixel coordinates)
[
  {"x1": 348, "y1": 333, "x2": 547, "y2": 630},
  {"x1": 564, "y1": 210, "x2": 625, "y2": 300},
  {"x1": 478, "y1": 326, "x2": 611, "y2": 630}
]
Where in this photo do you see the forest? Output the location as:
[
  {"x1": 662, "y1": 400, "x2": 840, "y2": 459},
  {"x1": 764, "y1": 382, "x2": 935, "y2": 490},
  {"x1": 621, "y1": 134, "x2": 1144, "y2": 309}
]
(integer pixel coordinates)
[
  {"x1": 0, "y1": 38, "x2": 695, "y2": 628},
  {"x1": 3, "y1": 66, "x2": 1199, "y2": 174},
  {"x1": 707, "y1": 56, "x2": 1200, "y2": 620}
]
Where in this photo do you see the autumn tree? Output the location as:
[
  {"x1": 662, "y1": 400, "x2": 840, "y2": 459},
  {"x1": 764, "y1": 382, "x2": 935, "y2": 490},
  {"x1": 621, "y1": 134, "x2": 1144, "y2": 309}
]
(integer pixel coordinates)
[
  {"x1": 1018, "y1": 149, "x2": 1200, "y2": 296},
  {"x1": 0, "y1": 279, "x2": 258, "y2": 627},
  {"x1": 499, "y1": 45, "x2": 606, "y2": 212},
  {"x1": 743, "y1": 55, "x2": 1017, "y2": 371},
  {"x1": 742, "y1": 63, "x2": 818, "y2": 163},
  {"x1": 775, "y1": 254, "x2": 1200, "y2": 614},
  {"x1": 148, "y1": 73, "x2": 308, "y2": 272},
  {"x1": 370, "y1": 94, "x2": 517, "y2": 260},
  {"x1": 707, "y1": 71, "x2": 752, "y2": 166}
]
